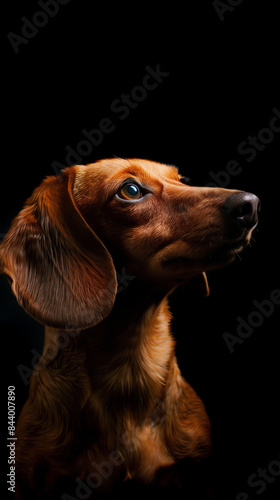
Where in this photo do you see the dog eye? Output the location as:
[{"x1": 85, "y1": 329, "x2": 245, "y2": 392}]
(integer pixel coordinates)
[
  {"x1": 180, "y1": 176, "x2": 191, "y2": 185},
  {"x1": 118, "y1": 182, "x2": 143, "y2": 201}
]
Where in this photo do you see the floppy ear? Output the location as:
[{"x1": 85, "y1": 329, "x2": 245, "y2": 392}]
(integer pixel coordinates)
[{"x1": 0, "y1": 168, "x2": 117, "y2": 330}]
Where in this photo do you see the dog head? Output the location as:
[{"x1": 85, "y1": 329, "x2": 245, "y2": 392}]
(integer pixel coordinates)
[
  {"x1": 0, "y1": 158, "x2": 260, "y2": 329},
  {"x1": 73, "y1": 158, "x2": 260, "y2": 283}
]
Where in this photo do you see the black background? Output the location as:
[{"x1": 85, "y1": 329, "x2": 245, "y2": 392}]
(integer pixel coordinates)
[{"x1": 1, "y1": 1, "x2": 280, "y2": 498}]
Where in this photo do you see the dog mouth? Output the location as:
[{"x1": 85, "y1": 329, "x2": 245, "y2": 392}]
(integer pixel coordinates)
[
  {"x1": 162, "y1": 238, "x2": 249, "y2": 270},
  {"x1": 203, "y1": 239, "x2": 248, "y2": 265}
]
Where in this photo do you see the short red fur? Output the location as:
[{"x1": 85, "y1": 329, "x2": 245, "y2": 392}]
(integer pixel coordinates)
[{"x1": 0, "y1": 158, "x2": 258, "y2": 498}]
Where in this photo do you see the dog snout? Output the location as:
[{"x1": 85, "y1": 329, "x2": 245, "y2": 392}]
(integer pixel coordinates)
[{"x1": 222, "y1": 192, "x2": 261, "y2": 230}]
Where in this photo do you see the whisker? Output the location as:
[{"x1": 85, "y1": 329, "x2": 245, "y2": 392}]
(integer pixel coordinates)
[{"x1": 234, "y1": 250, "x2": 242, "y2": 261}]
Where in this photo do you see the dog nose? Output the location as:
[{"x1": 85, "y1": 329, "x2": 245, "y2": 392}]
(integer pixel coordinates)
[{"x1": 222, "y1": 192, "x2": 261, "y2": 229}]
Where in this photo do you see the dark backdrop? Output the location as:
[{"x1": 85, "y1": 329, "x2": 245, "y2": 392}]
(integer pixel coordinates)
[{"x1": 1, "y1": 1, "x2": 280, "y2": 499}]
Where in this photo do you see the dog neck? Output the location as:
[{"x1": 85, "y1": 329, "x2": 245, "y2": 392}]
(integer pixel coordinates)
[
  {"x1": 88, "y1": 279, "x2": 175, "y2": 423},
  {"x1": 36, "y1": 278, "x2": 175, "y2": 426},
  {"x1": 82, "y1": 277, "x2": 174, "y2": 376}
]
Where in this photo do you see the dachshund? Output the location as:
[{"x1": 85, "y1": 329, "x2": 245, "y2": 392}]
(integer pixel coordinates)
[{"x1": 0, "y1": 158, "x2": 260, "y2": 499}]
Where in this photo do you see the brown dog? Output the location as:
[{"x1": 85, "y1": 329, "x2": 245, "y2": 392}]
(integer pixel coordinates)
[{"x1": 0, "y1": 158, "x2": 260, "y2": 498}]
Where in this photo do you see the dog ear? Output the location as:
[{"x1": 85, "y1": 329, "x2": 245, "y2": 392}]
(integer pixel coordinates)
[
  {"x1": 187, "y1": 272, "x2": 210, "y2": 297},
  {"x1": 0, "y1": 168, "x2": 117, "y2": 330}
]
